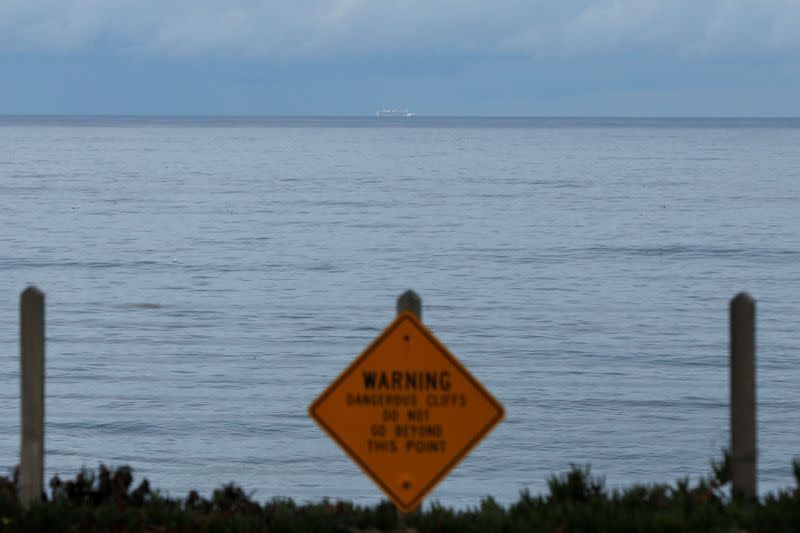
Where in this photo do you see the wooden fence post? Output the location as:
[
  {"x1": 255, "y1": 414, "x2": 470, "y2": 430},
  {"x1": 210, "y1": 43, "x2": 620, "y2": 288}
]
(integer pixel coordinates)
[
  {"x1": 397, "y1": 290, "x2": 422, "y2": 320},
  {"x1": 20, "y1": 286, "x2": 45, "y2": 507},
  {"x1": 730, "y1": 292, "x2": 756, "y2": 499}
]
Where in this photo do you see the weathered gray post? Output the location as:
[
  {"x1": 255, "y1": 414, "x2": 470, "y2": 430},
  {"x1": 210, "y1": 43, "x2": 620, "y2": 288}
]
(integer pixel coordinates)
[
  {"x1": 397, "y1": 290, "x2": 422, "y2": 319},
  {"x1": 20, "y1": 286, "x2": 45, "y2": 507},
  {"x1": 730, "y1": 292, "x2": 756, "y2": 499},
  {"x1": 396, "y1": 288, "x2": 420, "y2": 517}
]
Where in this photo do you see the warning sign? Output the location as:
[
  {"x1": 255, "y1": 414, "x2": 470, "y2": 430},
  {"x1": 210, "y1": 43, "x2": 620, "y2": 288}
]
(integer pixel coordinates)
[{"x1": 309, "y1": 311, "x2": 504, "y2": 513}]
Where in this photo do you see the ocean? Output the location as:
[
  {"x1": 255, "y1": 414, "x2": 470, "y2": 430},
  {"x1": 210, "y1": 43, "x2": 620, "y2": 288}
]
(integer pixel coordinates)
[{"x1": 0, "y1": 116, "x2": 798, "y2": 507}]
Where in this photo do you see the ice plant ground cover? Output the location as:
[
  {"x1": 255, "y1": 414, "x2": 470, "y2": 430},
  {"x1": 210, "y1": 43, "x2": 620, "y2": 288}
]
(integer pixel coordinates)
[{"x1": 1, "y1": 452, "x2": 799, "y2": 532}]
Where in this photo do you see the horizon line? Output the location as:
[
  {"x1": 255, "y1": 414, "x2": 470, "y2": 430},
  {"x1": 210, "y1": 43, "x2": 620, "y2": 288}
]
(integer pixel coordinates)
[{"x1": 1, "y1": 114, "x2": 799, "y2": 120}]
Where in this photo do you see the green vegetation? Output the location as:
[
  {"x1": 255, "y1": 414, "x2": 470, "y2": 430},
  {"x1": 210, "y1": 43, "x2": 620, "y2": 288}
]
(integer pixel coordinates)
[{"x1": 1, "y1": 452, "x2": 799, "y2": 532}]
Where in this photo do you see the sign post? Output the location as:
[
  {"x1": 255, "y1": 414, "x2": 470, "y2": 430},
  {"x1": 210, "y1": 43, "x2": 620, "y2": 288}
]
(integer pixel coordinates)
[{"x1": 309, "y1": 291, "x2": 504, "y2": 513}]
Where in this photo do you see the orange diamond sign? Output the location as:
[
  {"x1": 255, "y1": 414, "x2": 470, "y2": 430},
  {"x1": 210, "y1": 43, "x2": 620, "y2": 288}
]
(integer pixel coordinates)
[{"x1": 309, "y1": 312, "x2": 504, "y2": 513}]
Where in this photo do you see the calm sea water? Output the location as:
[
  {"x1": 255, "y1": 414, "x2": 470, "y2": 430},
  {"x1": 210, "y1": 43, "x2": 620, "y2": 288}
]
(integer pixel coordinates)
[{"x1": 1, "y1": 117, "x2": 799, "y2": 507}]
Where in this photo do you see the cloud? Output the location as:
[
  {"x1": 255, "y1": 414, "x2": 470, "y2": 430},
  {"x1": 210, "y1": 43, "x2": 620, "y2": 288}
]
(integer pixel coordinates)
[{"x1": 0, "y1": 0, "x2": 798, "y2": 59}]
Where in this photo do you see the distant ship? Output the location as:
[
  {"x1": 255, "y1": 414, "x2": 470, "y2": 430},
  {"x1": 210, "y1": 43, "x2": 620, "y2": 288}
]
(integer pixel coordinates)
[{"x1": 376, "y1": 108, "x2": 415, "y2": 118}]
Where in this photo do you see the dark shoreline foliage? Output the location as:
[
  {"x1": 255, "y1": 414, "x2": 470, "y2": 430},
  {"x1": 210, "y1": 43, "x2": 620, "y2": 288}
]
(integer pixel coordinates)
[{"x1": 1, "y1": 453, "x2": 799, "y2": 532}]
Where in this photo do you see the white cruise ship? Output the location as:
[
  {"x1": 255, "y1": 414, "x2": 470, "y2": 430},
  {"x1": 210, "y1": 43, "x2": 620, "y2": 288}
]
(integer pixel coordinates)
[{"x1": 376, "y1": 108, "x2": 415, "y2": 118}]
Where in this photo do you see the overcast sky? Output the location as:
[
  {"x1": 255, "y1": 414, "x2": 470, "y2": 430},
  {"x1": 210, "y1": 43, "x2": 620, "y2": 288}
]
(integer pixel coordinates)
[{"x1": 1, "y1": 0, "x2": 798, "y2": 115}]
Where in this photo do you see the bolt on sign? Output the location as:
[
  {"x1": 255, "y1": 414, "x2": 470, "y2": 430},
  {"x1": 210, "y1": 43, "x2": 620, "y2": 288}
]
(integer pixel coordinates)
[{"x1": 309, "y1": 310, "x2": 504, "y2": 513}]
